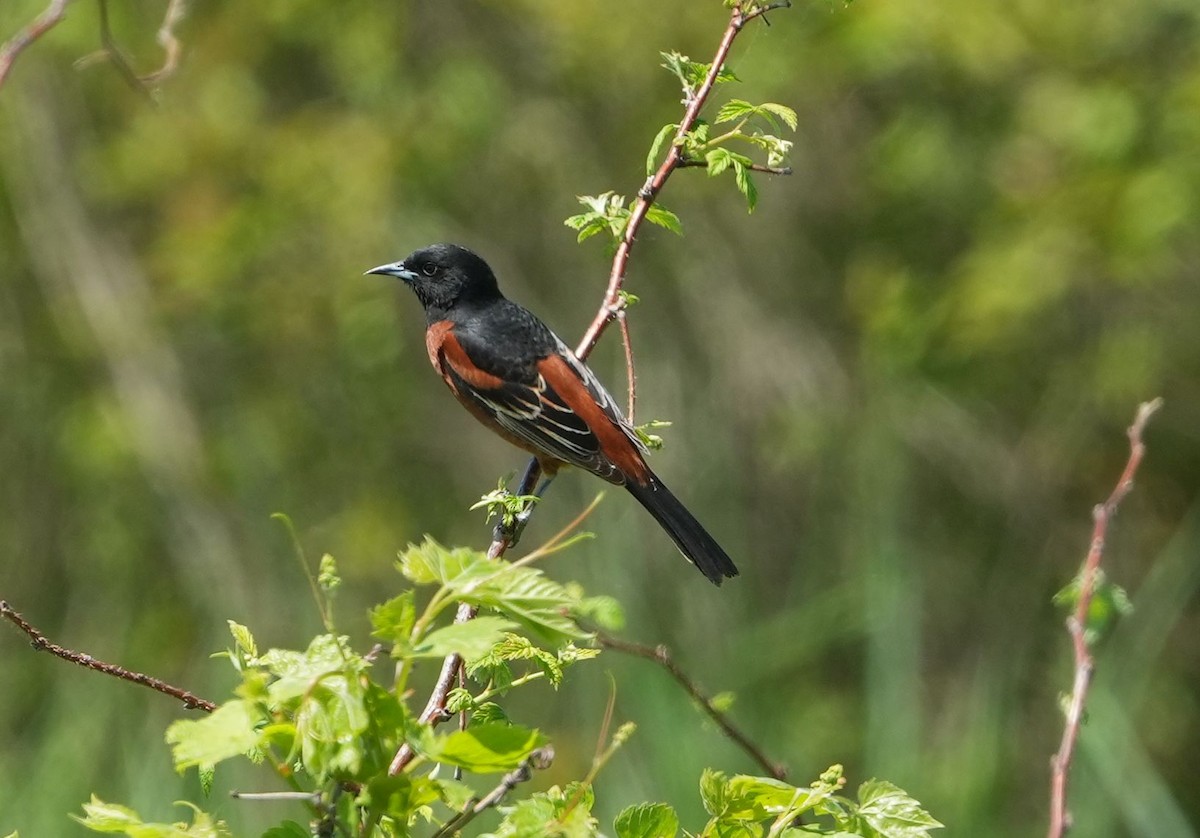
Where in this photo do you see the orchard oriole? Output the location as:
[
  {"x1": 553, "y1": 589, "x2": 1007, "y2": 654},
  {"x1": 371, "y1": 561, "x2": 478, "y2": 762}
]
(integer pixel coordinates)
[{"x1": 367, "y1": 243, "x2": 738, "y2": 585}]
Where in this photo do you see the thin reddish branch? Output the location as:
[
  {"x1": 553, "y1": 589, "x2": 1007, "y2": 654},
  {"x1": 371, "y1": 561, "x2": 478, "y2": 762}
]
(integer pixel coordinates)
[
  {"x1": 1, "y1": 600, "x2": 216, "y2": 712},
  {"x1": 618, "y1": 311, "x2": 637, "y2": 422},
  {"x1": 1046, "y1": 398, "x2": 1162, "y2": 838},
  {"x1": 574, "y1": 1, "x2": 775, "y2": 362},
  {"x1": 0, "y1": 0, "x2": 73, "y2": 89},
  {"x1": 597, "y1": 632, "x2": 787, "y2": 781}
]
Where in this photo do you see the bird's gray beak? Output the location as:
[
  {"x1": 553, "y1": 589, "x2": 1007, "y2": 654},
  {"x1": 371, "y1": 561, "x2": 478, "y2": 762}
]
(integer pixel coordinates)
[{"x1": 364, "y1": 261, "x2": 418, "y2": 282}]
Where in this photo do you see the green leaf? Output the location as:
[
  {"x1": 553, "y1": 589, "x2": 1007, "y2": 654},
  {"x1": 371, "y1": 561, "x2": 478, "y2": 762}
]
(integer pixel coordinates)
[
  {"x1": 1053, "y1": 568, "x2": 1133, "y2": 644},
  {"x1": 491, "y1": 783, "x2": 597, "y2": 838},
  {"x1": 425, "y1": 723, "x2": 544, "y2": 773},
  {"x1": 260, "y1": 823, "x2": 310, "y2": 838},
  {"x1": 73, "y1": 797, "x2": 231, "y2": 837},
  {"x1": 198, "y1": 763, "x2": 215, "y2": 798},
  {"x1": 633, "y1": 419, "x2": 672, "y2": 452},
  {"x1": 397, "y1": 537, "x2": 492, "y2": 587},
  {"x1": 573, "y1": 593, "x2": 626, "y2": 630},
  {"x1": 660, "y1": 51, "x2": 739, "y2": 91},
  {"x1": 733, "y1": 162, "x2": 758, "y2": 212},
  {"x1": 727, "y1": 775, "x2": 810, "y2": 814},
  {"x1": 614, "y1": 802, "x2": 679, "y2": 838},
  {"x1": 166, "y1": 700, "x2": 260, "y2": 772},
  {"x1": 700, "y1": 768, "x2": 730, "y2": 816},
  {"x1": 261, "y1": 634, "x2": 365, "y2": 704},
  {"x1": 760, "y1": 102, "x2": 799, "y2": 132},
  {"x1": 857, "y1": 780, "x2": 944, "y2": 836},
  {"x1": 705, "y1": 148, "x2": 733, "y2": 178},
  {"x1": 564, "y1": 193, "x2": 631, "y2": 245},
  {"x1": 472, "y1": 701, "x2": 511, "y2": 724},
  {"x1": 647, "y1": 123, "x2": 679, "y2": 175},
  {"x1": 471, "y1": 483, "x2": 540, "y2": 529},
  {"x1": 362, "y1": 774, "x2": 445, "y2": 821},
  {"x1": 467, "y1": 633, "x2": 565, "y2": 687},
  {"x1": 465, "y1": 566, "x2": 591, "y2": 642},
  {"x1": 369, "y1": 591, "x2": 416, "y2": 646},
  {"x1": 412, "y1": 616, "x2": 520, "y2": 660},
  {"x1": 715, "y1": 99, "x2": 758, "y2": 125},
  {"x1": 226, "y1": 621, "x2": 257, "y2": 660},
  {"x1": 645, "y1": 205, "x2": 683, "y2": 235}
]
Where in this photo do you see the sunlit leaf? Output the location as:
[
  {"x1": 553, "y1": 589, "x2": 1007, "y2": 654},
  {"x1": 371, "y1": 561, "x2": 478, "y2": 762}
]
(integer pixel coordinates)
[
  {"x1": 166, "y1": 700, "x2": 260, "y2": 771},
  {"x1": 412, "y1": 616, "x2": 519, "y2": 660},
  {"x1": 857, "y1": 779, "x2": 944, "y2": 836},
  {"x1": 425, "y1": 723, "x2": 544, "y2": 773},
  {"x1": 645, "y1": 205, "x2": 683, "y2": 235},
  {"x1": 614, "y1": 802, "x2": 679, "y2": 838}
]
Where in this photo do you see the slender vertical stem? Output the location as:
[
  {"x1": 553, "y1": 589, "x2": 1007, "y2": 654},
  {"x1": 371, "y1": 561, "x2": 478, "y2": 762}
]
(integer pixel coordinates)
[{"x1": 1046, "y1": 398, "x2": 1162, "y2": 838}]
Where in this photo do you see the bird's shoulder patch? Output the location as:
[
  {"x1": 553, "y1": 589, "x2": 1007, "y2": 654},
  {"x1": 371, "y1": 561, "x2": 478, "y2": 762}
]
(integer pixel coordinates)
[{"x1": 428, "y1": 321, "x2": 506, "y2": 390}]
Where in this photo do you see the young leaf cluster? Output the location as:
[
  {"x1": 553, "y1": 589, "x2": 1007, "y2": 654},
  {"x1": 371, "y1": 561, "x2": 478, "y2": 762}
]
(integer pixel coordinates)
[
  {"x1": 75, "y1": 537, "x2": 620, "y2": 838},
  {"x1": 659, "y1": 53, "x2": 797, "y2": 212},
  {"x1": 611, "y1": 765, "x2": 943, "y2": 838},
  {"x1": 470, "y1": 477, "x2": 540, "y2": 531},
  {"x1": 565, "y1": 192, "x2": 682, "y2": 247},
  {"x1": 1052, "y1": 566, "x2": 1133, "y2": 644},
  {"x1": 564, "y1": 47, "x2": 796, "y2": 253}
]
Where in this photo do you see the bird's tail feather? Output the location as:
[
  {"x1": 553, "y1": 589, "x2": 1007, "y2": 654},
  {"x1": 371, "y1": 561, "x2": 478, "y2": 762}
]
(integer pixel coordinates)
[{"x1": 625, "y1": 476, "x2": 739, "y2": 585}]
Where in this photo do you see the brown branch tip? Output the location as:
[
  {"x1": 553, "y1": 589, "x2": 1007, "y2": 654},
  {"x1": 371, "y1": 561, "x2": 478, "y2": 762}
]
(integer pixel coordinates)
[
  {"x1": 0, "y1": 599, "x2": 216, "y2": 712},
  {"x1": 1046, "y1": 397, "x2": 1162, "y2": 838}
]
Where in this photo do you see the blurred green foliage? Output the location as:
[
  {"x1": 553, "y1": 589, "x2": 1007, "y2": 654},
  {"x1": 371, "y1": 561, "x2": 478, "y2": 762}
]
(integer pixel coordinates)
[{"x1": 1, "y1": 0, "x2": 1198, "y2": 835}]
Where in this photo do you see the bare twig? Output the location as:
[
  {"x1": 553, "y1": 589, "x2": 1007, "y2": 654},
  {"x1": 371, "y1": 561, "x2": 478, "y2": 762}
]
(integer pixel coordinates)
[
  {"x1": 0, "y1": 600, "x2": 216, "y2": 712},
  {"x1": 1046, "y1": 398, "x2": 1162, "y2": 838},
  {"x1": 0, "y1": 0, "x2": 73, "y2": 89},
  {"x1": 231, "y1": 791, "x2": 321, "y2": 803},
  {"x1": 79, "y1": 0, "x2": 154, "y2": 101},
  {"x1": 431, "y1": 747, "x2": 554, "y2": 838},
  {"x1": 141, "y1": 0, "x2": 189, "y2": 85},
  {"x1": 678, "y1": 159, "x2": 794, "y2": 176},
  {"x1": 618, "y1": 311, "x2": 637, "y2": 422},
  {"x1": 596, "y1": 632, "x2": 787, "y2": 781}
]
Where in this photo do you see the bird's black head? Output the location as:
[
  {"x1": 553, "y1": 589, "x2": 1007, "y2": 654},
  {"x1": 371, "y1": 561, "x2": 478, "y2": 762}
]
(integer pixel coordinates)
[{"x1": 365, "y1": 243, "x2": 501, "y2": 319}]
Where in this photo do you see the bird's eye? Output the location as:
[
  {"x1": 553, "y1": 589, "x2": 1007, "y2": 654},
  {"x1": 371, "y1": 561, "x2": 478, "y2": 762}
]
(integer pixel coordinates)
[{"x1": 421, "y1": 263, "x2": 438, "y2": 277}]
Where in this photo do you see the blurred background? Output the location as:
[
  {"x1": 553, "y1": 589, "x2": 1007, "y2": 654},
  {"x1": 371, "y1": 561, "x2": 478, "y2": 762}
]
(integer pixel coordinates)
[{"x1": 1, "y1": 0, "x2": 1198, "y2": 835}]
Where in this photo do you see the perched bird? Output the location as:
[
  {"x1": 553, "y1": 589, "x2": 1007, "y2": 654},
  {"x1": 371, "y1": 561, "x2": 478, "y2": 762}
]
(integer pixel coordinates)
[{"x1": 366, "y1": 243, "x2": 738, "y2": 585}]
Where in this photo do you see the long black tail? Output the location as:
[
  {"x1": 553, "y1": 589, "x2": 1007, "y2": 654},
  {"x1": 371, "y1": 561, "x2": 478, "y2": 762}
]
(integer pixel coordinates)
[{"x1": 625, "y1": 475, "x2": 739, "y2": 585}]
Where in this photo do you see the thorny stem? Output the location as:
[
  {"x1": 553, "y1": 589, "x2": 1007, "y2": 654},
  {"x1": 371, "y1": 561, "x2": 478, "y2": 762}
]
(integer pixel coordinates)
[
  {"x1": 0, "y1": 600, "x2": 216, "y2": 712},
  {"x1": 1046, "y1": 398, "x2": 1162, "y2": 838}
]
